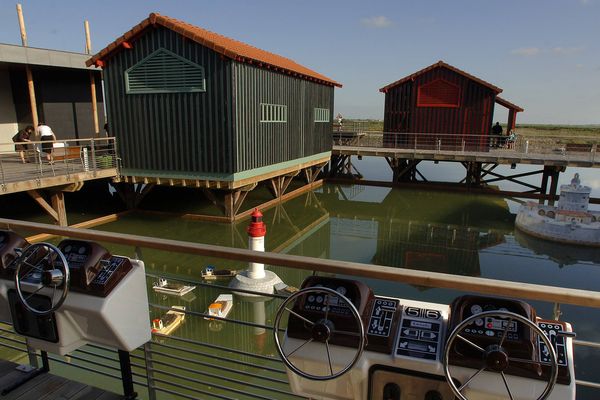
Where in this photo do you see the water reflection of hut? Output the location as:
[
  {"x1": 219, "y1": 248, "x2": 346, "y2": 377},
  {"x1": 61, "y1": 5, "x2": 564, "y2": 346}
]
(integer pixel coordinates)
[
  {"x1": 318, "y1": 186, "x2": 512, "y2": 282},
  {"x1": 372, "y1": 220, "x2": 505, "y2": 277},
  {"x1": 514, "y1": 229, "x2": 600, "y2": 267}
]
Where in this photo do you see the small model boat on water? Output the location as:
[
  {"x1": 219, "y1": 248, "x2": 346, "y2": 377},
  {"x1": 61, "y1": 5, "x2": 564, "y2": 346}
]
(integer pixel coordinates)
[
  {"x1": 274, "y1": 282, "x2": 299, "y2": 296},
  {"x1": 151, "y1": 305, "x2": 186, "y2": 335},
  {"x1": 516, "y1": 173, "x2": 600, "y2": 246},
  {"x1": 204, "y1": 294, "x2": 233, "y2": 320},
  {"x1": 201, "y1": 265, "x2": 237, "y2": 280},
  {"x1": 152, "y1": 277, "x2": 196, "y2": 296}
]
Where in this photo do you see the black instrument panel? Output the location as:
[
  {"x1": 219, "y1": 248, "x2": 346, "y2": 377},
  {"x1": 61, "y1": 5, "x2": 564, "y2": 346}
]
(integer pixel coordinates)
[
  {"x1": 0, "y1": 233, "x2": 134, "y2": 299},
  {"x1": 461, "y1": 301, "x2": 522, "y2": 341}
]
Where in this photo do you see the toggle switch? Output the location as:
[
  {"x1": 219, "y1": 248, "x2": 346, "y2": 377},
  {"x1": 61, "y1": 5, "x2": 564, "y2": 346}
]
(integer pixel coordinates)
[{"x1": 383, "y1": 382, "x2": 401, "y2": 400}]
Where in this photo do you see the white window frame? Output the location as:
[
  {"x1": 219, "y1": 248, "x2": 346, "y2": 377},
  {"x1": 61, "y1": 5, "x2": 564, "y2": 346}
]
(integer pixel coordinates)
[
  {"x1": 260, "y1": 103, "x2": 287, "y2": 123},
  {"x1": 314, "y1": 108, "x2": 330, "y2": 123}
]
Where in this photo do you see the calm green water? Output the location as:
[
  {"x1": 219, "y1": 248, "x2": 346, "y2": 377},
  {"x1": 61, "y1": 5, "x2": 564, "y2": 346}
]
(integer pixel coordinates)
[{"x1": 1, "y1": 158, "x2": 599, "y2": 399}]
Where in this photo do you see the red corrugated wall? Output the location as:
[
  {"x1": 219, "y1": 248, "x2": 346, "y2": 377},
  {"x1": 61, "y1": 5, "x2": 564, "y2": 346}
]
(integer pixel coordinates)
[{"x1": 382, "y1": 66, "x2": 496, "y2": 151}]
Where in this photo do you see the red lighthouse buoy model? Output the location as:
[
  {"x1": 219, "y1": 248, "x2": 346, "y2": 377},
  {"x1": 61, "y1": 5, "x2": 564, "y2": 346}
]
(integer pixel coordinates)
[
  {"x1": 247, "y1": 209, "x2": 266, "y2": 279},
  {"x1": 229, "y1": 208, "x2": 282, "y2": 295}
]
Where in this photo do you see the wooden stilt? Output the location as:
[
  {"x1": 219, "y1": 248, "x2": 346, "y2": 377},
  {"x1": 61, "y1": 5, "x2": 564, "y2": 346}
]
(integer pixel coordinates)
[
  {"x1": 84, "y1": 20, "x2": 100, "y2": 138},
  {"x1": 540, "y1": 166, "x2": 551, "y2": 204},
  {"x1": 547, "y1": 166, "x2": 563, "y2": 206},
  {"x1": 25, "y1": 186, "x2": 80, "y2": 227},
  {"x1": 113, "y1": 183, "x2": 155, "y2": 209},
  {"x1": 224, "y1": 191, "x2": 235, "y2": 221},
  {"x1": 303, "y1": 163, "x2": 326, "y2": 184},
  {"x1": 17, "y1": 5, "x2": 38, "y2": 128},
  {"x1": 27, "y1": 190, "x2": 58, "y2": 221},
  {"x1": 50, "y1": 192, "x2": 68, "y2": 226},
  {"x1": 90, "y1": 73, "x2": 99, "y2": 138}
]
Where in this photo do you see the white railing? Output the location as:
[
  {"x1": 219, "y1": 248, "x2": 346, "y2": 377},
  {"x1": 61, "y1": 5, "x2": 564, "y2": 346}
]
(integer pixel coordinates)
[{"x1": 332, "y1": 132, "x2": 599, "y2": 163}]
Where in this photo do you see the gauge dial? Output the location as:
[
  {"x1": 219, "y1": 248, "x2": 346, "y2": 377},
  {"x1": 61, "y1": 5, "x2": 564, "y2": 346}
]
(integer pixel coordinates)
[
  {"x1": 336, "y1": 286, "x2": 347, "y2": 296},
  {"x1": 470, "y1": 304, "x2": 483, "y2": 315}
]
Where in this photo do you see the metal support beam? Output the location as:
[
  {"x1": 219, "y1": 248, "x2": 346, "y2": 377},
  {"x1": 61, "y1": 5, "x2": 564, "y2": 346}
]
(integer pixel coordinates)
[
  {"x1": 118, "y1": 350, "x2": 137, "y2": 399},
  {"x1": 481, "y1": 168, "x2": 543, "y2": 192}
]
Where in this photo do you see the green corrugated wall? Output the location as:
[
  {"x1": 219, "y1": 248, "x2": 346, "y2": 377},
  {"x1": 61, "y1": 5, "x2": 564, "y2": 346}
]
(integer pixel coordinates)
[{"x1": 104, "y1": 25, "x2": 333, "y2": 179}]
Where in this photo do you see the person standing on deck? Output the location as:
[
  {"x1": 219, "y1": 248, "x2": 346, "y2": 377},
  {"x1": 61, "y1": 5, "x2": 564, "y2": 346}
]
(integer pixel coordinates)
[
  {"x1": 12, "y1": 125, "x2": 34, "y2": 163},
  {"x1": 492, "y1": 122, "x2": 503, "y2": 147},
  {"x1": 37, "y1": 122, "x2": 56, "y2": 164}
]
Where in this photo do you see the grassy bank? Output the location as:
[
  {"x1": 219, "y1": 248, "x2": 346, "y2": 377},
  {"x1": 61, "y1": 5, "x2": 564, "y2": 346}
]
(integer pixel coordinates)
[{"x1": 515, "y1": 124, "x2": 600, "y2": 138}]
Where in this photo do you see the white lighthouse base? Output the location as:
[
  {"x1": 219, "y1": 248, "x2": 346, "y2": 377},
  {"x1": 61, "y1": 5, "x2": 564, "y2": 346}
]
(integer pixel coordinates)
[{"x1": 229, "y1": 270, "x2": 283, "y2": 297}]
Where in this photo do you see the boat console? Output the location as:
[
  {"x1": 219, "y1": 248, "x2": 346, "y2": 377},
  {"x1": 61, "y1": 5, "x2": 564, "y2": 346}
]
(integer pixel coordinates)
[
  {"x1": 0, "y1": 230, "x2": 150, "y2": 355},
  {"x1": 274, "y1": 276, "x2": 576, "y2": 400}
]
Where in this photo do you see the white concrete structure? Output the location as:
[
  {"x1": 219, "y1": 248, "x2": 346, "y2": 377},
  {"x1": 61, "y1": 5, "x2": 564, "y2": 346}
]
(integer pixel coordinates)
[{"x1": 516, "y1": 174, "x2": 600, "y2": 246}]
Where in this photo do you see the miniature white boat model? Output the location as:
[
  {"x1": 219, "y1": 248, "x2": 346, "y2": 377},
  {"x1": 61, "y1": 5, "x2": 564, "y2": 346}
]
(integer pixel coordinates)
[
  {"x1": 204, "y1": 294, "x2": 233, "y2": 320},
  {"x1": 516, "y1": 173, "x2": 600, "y2": 246},
  {"x1": 152, "y1": 277, "x2": 196, "y2": 296},
  {"x1": 151, "y1": 305, "x2": 186, "y2": 335},
  {"x1": 274, "y1": 282, "x2": 299, "y2": 296},
  {"x1": 201, "y1": 265, "x2": 237, "y2": 280}
]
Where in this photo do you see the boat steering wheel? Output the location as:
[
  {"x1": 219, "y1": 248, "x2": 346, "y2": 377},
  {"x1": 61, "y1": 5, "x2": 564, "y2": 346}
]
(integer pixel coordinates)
[
  {"x1": 443, "y1": 310, "x2": 558, "y2": 400},
  {"x1": 14, "y1": 243, "x2": 70, "y2": 316},
  {"x1": 273, "y1": 286, "x2": 366, "y2": 381}
]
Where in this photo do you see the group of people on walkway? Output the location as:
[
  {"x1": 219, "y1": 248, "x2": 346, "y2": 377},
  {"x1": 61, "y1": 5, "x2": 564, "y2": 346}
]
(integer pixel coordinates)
[
  {"x1": 491, "y1": 122, "x2": 517, "y2": 149},
  {"x1": 12, "y1": 123, "x2": 56, "y2": 164}
]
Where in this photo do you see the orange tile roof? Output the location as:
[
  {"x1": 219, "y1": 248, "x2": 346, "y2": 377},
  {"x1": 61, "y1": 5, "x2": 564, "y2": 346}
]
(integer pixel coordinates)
[
  {"x1": 379, "y1": 60, "x2": 502, "y2": 94},
  {"x1": 86, "y1": 13, "x2": 341, "y2": 87}
]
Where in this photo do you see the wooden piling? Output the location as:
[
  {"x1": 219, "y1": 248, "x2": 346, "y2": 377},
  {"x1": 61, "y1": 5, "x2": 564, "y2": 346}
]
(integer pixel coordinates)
[
  {"x1": 85, "y1": 20, "x2": 100, "y2": 138},
  {"x1": 16, "y1": 4, "x2": 38, "y2": 128}
]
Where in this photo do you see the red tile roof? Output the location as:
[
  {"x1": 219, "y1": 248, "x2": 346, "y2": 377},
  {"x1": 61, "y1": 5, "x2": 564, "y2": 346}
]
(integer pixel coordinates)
[
  {"x1": 379, "y1": 61, "x2": 502, "y2": 94},
  {"x1": 86, "y1": 13, "x2": 342, "y2": 87}
]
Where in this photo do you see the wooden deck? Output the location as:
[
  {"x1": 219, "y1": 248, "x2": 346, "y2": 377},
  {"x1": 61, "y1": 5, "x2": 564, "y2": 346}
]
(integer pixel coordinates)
[
  {"x1": 0, "y1": 360, "x2": 121, "y2": 400},
  {"x1": 0, "y1": 153, "x2": 118, "y2": 195}
]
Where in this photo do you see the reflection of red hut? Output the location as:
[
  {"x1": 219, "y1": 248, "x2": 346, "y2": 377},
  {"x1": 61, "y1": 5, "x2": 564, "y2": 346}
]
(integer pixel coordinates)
[{"x1": 379, "y1": 61, "x2": 523, "y2": 151}]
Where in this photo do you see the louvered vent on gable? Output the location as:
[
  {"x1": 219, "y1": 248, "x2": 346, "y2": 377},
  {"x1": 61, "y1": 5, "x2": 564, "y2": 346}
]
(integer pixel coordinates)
[
  {"x1": 125, "y1": 48, "x2": 205, "y2": 94},
  {"x1": 417, "y1": 79, "x2": 460, "y2": 107}
]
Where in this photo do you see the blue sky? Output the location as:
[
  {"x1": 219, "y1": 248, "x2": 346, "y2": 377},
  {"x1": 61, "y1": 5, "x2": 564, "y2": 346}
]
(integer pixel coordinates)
[{"x1": 1, "y1": 0, "x2": 598, "y2": 124}]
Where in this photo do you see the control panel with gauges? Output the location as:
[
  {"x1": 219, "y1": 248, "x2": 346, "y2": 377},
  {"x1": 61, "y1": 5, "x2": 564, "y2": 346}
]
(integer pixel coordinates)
[
  {"x1": 274, "y1": 276, "x2": 576, "y2": 400},
  {"x1": 0, "y1": 230, "x2": 151, "y2": 355}
]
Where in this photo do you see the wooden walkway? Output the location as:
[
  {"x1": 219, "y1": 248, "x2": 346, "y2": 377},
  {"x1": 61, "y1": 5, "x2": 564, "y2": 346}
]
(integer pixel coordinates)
[
  {"x1": 334, "y1": 145, "x2": 600, "y2": 168},
  {"x1": 0, "y1": 360, "x2": 122, "y2": 400}
]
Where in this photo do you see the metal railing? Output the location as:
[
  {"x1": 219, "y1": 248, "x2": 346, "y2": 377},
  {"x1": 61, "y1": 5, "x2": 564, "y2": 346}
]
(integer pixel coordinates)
[
  {"x1": 332, "y1": 132, "x2": 599, "y2": 163},
  {"x1": 1, "y1": 219, "x2": 600, "y2": 398},
  {"x1": 0, "y1": 137, "x2": 118, "y2": 190}
]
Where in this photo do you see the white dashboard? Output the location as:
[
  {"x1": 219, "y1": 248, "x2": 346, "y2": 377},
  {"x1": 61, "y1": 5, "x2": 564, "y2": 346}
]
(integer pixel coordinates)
[
  {"x1": 0, "y1": 230, "x2": 151, "y2": 355},
  {"x1": 276, "y1": 276, "x2": 576, "y2": 400}
]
